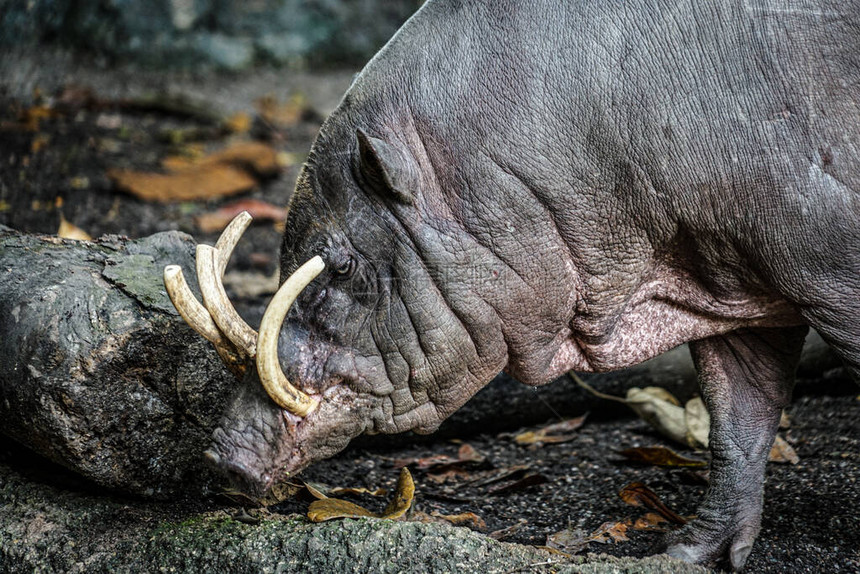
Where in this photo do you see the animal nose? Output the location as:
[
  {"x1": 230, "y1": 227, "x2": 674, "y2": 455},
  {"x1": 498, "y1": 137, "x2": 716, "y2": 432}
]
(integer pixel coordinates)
[{"x1": 204, "y1": 448, "x2": 269, "y2": 496}]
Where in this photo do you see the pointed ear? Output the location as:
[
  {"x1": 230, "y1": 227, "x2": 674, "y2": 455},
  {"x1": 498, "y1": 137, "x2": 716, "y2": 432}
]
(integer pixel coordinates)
[{"x1": 355, "y1": 128, "x2": 417, "y2": 204}]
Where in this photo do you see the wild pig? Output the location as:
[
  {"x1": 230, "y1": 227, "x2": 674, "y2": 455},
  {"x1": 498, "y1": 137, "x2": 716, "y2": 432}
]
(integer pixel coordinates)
[{"x1": 165, "y1": 0, "x2": 859, "y2": 569}]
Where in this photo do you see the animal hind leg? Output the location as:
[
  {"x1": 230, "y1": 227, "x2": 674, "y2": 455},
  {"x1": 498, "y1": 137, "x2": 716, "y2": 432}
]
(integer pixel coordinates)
[{"x1": 663, "y1": 325, "x2": 808, "y2": 571}]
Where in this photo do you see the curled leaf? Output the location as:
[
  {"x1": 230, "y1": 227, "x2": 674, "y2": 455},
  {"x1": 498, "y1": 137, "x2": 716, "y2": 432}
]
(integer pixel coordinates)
[
  {"x1": 618, "y1": 482, "x2": 687, "y2": 525},
  {"x1": 306, "y1": 468, "x2": 414, "y2": 523}
]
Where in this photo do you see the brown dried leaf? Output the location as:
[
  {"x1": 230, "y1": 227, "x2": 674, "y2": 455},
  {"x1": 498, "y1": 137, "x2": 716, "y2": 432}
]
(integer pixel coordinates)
[
  {"x1": 626, "y1": 387, "x2": 689, "y2": 445},
  {"x1": 513, "y1": 413, "x2": 588, "y2": 445},
  {"x1": 619, "y1": 482, "x2": 687, "y2": 525},
  {"x1": 161, "y1": 141, "x2": 283, "y2": 177},
  {"x1": 468, "y1": 464, "x2": 531, "y2": 488},
  {"x1": 487, "y1": 472, "x2": 548, "y2": 495},
  {"x1": 588, "y1": 520, "x2": 631, "y2": 543},
  {"x1": 633, "y1": 512, "x2": 670, "y2": 531},
  {"x1": 395, "y1": 443, "x2": 485, "y2": 473},
  {"x1": 109, "y1": 164, "x2": 257, "y2": 202},
  {"x1": 258, "y1": 482, "x2": 303, "y2": 506},
  {"x1": 194, "y1": 199, "x2": 287, "y2": 233},
  {"x1": 57, "y1": 214, "x2": 92, "y2": 241},
  {"x1": 769, "y1": 434, "x2": 800, "y2": 464},
  {"x1": 430, "y1": 511, "x2": 487, "y2": 530},
  {"x1": 619, "y1": 446, "x2": 708, "y2": 468}
]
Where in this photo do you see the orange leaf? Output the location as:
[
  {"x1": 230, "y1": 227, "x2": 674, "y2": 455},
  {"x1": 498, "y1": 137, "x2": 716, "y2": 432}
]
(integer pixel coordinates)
[
  {"x1": 618, "y1": 482, "x2": 687, "y2": 525},
  {"x1": 109, "y1": 164, "x2": 257, "y2": 202},
  {"x1": 194, "y1": 199, "x2": 287, "y2": 233}
]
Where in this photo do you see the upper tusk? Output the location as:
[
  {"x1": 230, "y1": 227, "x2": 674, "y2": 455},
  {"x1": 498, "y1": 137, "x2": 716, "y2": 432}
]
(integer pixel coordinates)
[
  {"x1": 197, "y1": 244, "x2": 259, "y2": 356},
  {"x1": 213, "y1": 211, "x2": 252, "y2": 272},
  {"x1": 256, "y1": 255, "x2": 325, "y2": 416}
]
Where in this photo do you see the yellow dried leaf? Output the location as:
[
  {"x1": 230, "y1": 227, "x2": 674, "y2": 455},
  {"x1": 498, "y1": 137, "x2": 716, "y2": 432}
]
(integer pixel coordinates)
[
  {"x1": 57, "y1": 214, "x2": 92, "y2": 240},
  {"x1": 381, "y1": 467, "x2": 415, "y2": 519},
  {"x1": 307, "y1": 498, "x2": 377, "y2": 522},
  {"x1": 306, "y1": 468, "x2": 414, "y2": 523}
]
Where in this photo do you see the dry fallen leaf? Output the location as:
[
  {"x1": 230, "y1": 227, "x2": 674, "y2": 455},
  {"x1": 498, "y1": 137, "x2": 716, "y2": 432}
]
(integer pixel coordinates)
[
  {"x1": 769, "y1": 434, "x2": 800, "y2": 464},
  {"x1": 633, "y1": 512, "x2": 671, "y2": 531},
  {"x1": 57, "y1": 214, "x2": 92, "y2": 240},
  {"x1": 487, "y1": 472, "x2": 548, "y2": 495},
  {"x1": 588, "y1": 520, "x2": 631, "y2": 544},
  {"x1": 255, "y1": 93, "x2": 310, "y2": 128},
  {"x1": 513, "y1": 413, "x2": 588, "y2": 445},
  {"x1": 619, "y1": 446, "x2": 708, "y2": 468},
  {"x1": 194, "y1": 198, "x2": 287, "y2": 233},
  {"x1": 618, "y1": 482, "x2": 687, "y2": 525},
  {"x1": 109, "y1": 164, "x2": 257, "y2": 203},
  {"x1": 684, "y1": 397, "x2": 710, "y2": 448},
  {"x1": 161, "y1": 141, "x2": 283, "y2": 176},
  {"x1": 307, "y1": 467, "x2": 414, "y2": 522}
]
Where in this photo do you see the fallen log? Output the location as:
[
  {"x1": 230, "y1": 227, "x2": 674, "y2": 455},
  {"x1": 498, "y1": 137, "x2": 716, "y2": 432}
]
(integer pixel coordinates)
[{"x1": 0, "y1": 225, "x2": 234, "y2": 498}]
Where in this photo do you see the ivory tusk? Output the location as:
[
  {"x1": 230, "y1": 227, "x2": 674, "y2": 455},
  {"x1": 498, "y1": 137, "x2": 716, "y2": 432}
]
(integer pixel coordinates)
[
  {"x1": 197, "y1": 244, "x2": 259, "y2": 356},
  {"x1": 256, "y1": 256, "x2": 325, "y2": 416},
  {"x1": 163, "y1": 265, "x2": 246, "y2": 377}
]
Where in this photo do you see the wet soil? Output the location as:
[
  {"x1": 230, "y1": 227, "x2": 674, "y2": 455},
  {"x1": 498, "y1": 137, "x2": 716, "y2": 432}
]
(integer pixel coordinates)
[{"x1": 1, "y1": 58, "x2": 858, "y2": 573}]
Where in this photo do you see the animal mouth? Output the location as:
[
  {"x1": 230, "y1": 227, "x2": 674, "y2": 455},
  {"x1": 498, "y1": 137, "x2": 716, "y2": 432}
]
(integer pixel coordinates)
[{"x1": 163, "y1": 211, "x2": 324, "y2": 417}]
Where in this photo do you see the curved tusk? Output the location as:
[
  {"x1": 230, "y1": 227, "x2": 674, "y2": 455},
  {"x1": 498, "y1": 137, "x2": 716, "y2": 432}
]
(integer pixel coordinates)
[
  {"x1": 213, "y1": 211, "x2": 252, "y2": 272},
  {"x1": 257, "y1": 255, "x2": 325, "y2": 415},
  {"x1": 164, "y1": 264, "x2": 225, "y2": 345},
  {"x1": 163, "y1": 265, "x2": 246, "y2": 377},
  {"x1": 197, "y1": 244, "x2": 259, "y2": 356}
]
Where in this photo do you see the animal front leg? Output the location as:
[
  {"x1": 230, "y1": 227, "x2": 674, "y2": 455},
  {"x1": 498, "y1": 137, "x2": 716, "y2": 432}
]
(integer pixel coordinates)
[{"x1": 663, "y1": 326, "x2": 808, "y2": 571}]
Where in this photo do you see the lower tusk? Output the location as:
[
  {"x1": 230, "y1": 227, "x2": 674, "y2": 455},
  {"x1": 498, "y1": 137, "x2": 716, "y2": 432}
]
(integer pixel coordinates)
[
  {"x1": 164, "y1": 264, "x2": 224, "y2": 344},
  {"x1": 256, "y1": 256, "x2": 325, "y2": 416},
  {"x1": 163, "y1": 265, "x2": 246, "y2": 376},
  {"x1": 197, "y1": 244, "x2": 259, "y2": 356}
]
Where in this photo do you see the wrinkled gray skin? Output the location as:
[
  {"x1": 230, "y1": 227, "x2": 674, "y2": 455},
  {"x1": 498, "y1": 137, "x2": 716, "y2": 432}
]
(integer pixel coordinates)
[{"x1": 206, "y1": 0, "x2": 859, "y2": 569}]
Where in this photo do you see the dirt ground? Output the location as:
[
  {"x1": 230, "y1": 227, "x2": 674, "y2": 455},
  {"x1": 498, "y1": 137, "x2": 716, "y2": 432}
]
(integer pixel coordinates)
[{"x1": 1, "y1": 53, "x2": 858, "y2": 573}]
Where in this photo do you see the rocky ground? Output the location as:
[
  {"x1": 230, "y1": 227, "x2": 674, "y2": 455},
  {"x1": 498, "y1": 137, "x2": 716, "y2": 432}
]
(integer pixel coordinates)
[{"x1": 0, "y1": 52, "x2": 858, "y2": 573}]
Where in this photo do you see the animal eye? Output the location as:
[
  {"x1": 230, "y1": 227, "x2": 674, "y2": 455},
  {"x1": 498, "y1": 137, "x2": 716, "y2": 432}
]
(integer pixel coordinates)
[{"x1": 335, "y1": 256, "x2": 355, "y2": 277}]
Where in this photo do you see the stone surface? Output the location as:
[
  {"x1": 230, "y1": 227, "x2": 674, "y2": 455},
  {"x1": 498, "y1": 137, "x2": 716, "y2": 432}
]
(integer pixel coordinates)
[{"x1": 0, "y1": 460, "x2": 709, "y2": 574}]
